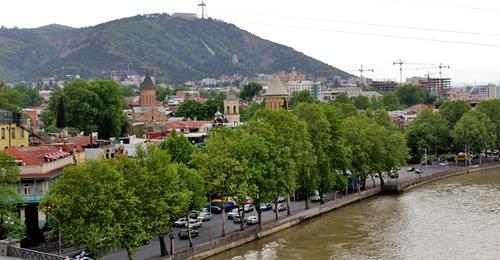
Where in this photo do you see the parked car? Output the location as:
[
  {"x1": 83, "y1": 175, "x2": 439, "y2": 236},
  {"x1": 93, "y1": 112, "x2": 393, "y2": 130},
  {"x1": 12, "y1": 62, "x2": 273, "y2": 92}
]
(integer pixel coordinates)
[
  {"x1": 227, "y1": 208, "x2": 241, "y2": 219},
  {"x1": 178, "y1": 229, "x2": 199, "y2": 239},
  {"x1": 233, "y1": 216, "x2": 242, "y2": 224},
  {"x1": 73, "y1": 250, "x2": 93, "y2": 260},
  {"x1": 310, "y1": 191, "x2": 323, "y2": 202},
  {"x1": 273, "y1": 203, "x2": 286, "y2": 212},
  {"x1": 406, "y1": 167, "x2": 415, "y2": 172},
  {"x1": 197, "y1": 212, "x2": 212, "y2": 221},
  {"x1": 174, "y1": 218, "x2": 190, "y2": 227},
  {"x1": 205, "y1": 205, "x2": 222, "y2": 214},
  {"x1": 244, "y1": 204, "x2": 254, "y2": 213},
  {"x1": 415, "y1": 168, "x2": 423, "y2": 174},
  {"x1": 185, "y1": 218, "x2": 203, "y2": 229},
  {"x1": 278, "y1": 196, "x2": 286, "y2": 202},
  {"x1": 245, "y1": 216, "x2": 259, "y2": 225},
  {"x1": 389, "y1": 171, "x2": 399, "y2": 179},
  {"x1": 260, "y1": 203, "x2": 272, "y2": 211},
  {"x1": 439, "y1": 162, "x2": 447, "y2": 167}
]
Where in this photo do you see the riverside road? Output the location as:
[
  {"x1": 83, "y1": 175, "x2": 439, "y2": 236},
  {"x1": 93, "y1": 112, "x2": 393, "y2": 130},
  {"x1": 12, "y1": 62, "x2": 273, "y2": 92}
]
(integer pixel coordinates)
[{"x1": 100, "y1": 164, "x2": 457, "y2": 260}]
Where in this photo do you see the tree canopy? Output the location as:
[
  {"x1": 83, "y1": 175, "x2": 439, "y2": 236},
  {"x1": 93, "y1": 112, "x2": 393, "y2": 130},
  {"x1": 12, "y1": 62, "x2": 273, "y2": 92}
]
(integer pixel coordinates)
[
  {"x1": 395, "y1": 84, "x2": 425, "y2": 107},
  {"x1": 239, "y1": 82, "x2": 262, "y2": 101}
]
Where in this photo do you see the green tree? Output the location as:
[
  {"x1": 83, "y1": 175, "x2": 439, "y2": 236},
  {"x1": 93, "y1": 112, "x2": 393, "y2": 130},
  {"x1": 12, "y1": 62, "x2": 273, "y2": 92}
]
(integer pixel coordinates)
[
  {"x1": 381, "y1": 92, "x2": 403, "y2": 111},
  {"x1": 252, "y1": 110, "x2": 304, "y2": 215},
  {"x1": 134, "y1": 145, "x2": 190, "y2": 256},
  {"x1": 156, "y1": 86, "x2": 171, "y2": 103},
  {"x1": 407, "y1": 109, "x2": 449, "y2": 162},
  {"x1": 0, "y1": 83, "x2": 22, "y2": 111},
  {"x1": 13, "y1": 85, "x2": 43, "y2": 108},
  {"x1": 90, "y1": 79, "x2": 128, "y2": 139},
  {"x1": 0, "y1": 152, "x2": 25, "y2": 240},
  {"x1": 353, "y1": 95, "x2": 370, "y2": 110},
  {"x1": 395, "y1": 84, "x2": 425, "y2": 106},
  {"x1": 193, "y1": 127, "x2": 250, "y2": 235},
  {"x1": 439, "y1": 100, "x2": 470, "y2": 129},
  {"x1": 239, "y1": 82, "x2": 263, "y2": 101},
  {"x1": 159, "y1": 130, "x2": 194, "y2": 165},
  {"x1": 41, "y1": 160, "x2": 140, "y2": 258},
  {"x1": 334, "y1": 93, "x2": 351, "y2": 104},
  {"x1": 240, "y1": 102, "x2": 264, "y2": 122},
  {"x1": 294, "y1": 103, "x2": 332, "y2": 205},
  {"x1": 289, "y1": 90, "x2": 316, "y2": 108},
  {"x1": 451, "y1": 110, "x2": 496, "y2": 164},
  {"x1": 478, "y1": 99, "x2": 500, "y2": 149},
  {"x1": 120, "y1": 85, "x2": 137, "y2": 97}
]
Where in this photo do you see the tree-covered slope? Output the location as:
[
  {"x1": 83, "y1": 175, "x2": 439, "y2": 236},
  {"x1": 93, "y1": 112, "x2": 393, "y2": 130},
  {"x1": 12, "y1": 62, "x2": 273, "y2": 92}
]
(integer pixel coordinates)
[{"x1": 0, "y1": 14, "x2": 351, "y2": 83}]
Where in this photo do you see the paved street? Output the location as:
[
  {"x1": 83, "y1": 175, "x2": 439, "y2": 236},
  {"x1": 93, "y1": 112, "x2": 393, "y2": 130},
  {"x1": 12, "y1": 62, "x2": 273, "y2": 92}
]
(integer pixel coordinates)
[{"x1": 99, "y1": 164, "x2": 457, "y2": 260}]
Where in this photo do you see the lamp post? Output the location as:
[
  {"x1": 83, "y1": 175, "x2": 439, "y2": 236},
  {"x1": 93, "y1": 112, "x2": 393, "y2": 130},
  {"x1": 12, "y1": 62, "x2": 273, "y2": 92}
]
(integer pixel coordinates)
[
  {"x1": 418, "y1": 148, "x2": 428, "y2": 176},
  {"x1": 45, "y1": 207, "x2": 62, "y2": 256},
  {"x1": 169, "y1": 232, "x2": 175, "y2": 256}
]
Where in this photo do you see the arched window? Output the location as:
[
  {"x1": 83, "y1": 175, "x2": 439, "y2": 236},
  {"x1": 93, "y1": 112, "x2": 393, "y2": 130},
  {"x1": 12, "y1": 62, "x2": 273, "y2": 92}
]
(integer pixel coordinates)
[
  {"x1": 233, "y1": 106, "x2": 237, "y2": 114},
  {"x1": 226, "y1": 106, "x2": 230, "y2": 114}
]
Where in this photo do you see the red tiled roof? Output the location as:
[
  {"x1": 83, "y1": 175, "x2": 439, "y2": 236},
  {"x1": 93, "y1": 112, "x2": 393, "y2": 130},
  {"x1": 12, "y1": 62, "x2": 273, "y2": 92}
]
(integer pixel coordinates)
[
  {"x1": 21, "y1": 168, "x2": 63, "y2": 180},
  {"x1": 4, "y1": 146, "x2": 61, "y2": 166},
  {"x1": 165, "y1": 121, "x2": 210, "y2": 130}
]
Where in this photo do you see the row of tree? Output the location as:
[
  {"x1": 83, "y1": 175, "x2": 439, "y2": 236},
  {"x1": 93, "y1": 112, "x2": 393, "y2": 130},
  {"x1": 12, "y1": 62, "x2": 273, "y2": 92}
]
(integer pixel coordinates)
[
  {"x1": 41, "y1": 102, "x2": 408, "y2": 259},
  {"x1": 0, "y1": 82, "x2": 43, "y2": 111},
  {"x1": 407, "y1": 99, "x2": 500, "y2": 162},
  {"x1": 40, "y1": 79, "x2": 128, "y2": 139}
]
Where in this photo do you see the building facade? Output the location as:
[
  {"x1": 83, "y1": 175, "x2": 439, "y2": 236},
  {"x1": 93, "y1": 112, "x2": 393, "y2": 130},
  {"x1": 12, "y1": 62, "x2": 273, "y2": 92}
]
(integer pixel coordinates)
[
  {"x1": 132, "y1": 74, "x2": 168, "y2": 123},
  {"x1": 265, "y1": 78, "x2": 289, "y2": 110},
  {"x1": 223, "y1": 88, "x2": 240, "y2": 125},
  {"x1": 0, "y1": 110, "x2": 29, "y2": 150},
  {"x1": 287, "y1": 80, "x2": 322, "y2": 99}
]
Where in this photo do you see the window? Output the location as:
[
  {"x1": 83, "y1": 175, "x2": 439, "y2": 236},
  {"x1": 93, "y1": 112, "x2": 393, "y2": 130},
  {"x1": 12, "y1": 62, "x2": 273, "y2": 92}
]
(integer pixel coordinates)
[
  {"x1": 24, "y1": 185, "x2": 31, "y2": 195},
  {"x1": 1, "y1": 128, "x2": 4, "y2": 139},
  {"x1": 11, "y1": 128, "x2": 15, "y2": 139}
]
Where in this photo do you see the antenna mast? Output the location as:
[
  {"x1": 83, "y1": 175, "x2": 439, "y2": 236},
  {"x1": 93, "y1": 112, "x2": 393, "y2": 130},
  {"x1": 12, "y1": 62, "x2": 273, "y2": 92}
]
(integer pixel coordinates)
[{"x1": 198, "y1": 0, "x2": 207, "y2": 19}]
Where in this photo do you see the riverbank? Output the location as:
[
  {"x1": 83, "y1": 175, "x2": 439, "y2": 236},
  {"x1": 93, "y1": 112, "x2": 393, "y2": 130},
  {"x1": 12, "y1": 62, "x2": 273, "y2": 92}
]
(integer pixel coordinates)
[{"x1": 165, "y1": 162, "x2": 500, "y2": 260}]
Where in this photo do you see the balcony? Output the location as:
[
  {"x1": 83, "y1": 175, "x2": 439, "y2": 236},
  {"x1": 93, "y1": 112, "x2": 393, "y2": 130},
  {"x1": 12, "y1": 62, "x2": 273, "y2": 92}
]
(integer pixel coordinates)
[{"x1": 22, "y1": 193, "x2": 44, "y2": 203}]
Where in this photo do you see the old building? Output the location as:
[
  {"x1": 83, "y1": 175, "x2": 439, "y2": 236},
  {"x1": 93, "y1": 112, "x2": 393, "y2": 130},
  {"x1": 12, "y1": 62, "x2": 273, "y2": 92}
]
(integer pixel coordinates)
[
  {"x1": 132, "y1": 74, "x2": 168, "y2": 123},
  {"x1": 223, "y1": 87, "x2": 240, "y2": 125},
  {"x1": 0, "y1": 110, "x2": 29, "y2": 150},
  {"x1": 264, "y1": 77, "x2": 289, "y2": 110}
]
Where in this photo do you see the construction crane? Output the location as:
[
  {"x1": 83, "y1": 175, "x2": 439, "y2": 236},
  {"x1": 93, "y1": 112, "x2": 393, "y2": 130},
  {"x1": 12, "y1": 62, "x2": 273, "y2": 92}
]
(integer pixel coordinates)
[
  {"x1": 345, "y1": 65, "x2": 374, "y2": 86},
  {"x1": 358, "y1": 65, "x2": 374, "y2": 85},
  {"x1": 438, "y1": 63, "x2": 451, "y2": 78},
  {"x1": 393, "y1": 59, "x2": 434, "y2": 84}
]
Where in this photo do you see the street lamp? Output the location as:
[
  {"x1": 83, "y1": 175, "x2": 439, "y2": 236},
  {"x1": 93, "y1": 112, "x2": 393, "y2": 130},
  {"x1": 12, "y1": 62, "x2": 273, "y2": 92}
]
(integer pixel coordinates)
[
  {"x1": 418, "y1": 148, "x2": 428, "y2": 175},
  {"x1": 45, "y1": 207, "x2": 62, "y2": 256},
  {"x1": 169, "y1": 232, "x2": 175, "y2": 256}
]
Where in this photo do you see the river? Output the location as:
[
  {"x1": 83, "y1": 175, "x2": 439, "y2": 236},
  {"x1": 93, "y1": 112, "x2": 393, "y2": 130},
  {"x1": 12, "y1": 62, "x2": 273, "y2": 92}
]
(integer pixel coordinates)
[{"x1": 209, "y1": 169, "x2": 500, "y2": 260}]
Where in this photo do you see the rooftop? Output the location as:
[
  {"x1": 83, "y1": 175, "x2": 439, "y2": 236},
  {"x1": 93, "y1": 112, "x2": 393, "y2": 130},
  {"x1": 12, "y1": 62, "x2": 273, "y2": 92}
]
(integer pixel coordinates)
[{"x1": 265, "y1": 77, "x2": 289, "y2": 96}]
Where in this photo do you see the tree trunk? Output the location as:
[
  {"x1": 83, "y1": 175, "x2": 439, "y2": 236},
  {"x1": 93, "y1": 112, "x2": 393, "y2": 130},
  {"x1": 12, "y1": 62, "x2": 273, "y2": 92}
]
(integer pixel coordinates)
[
  {"x1": 221, "y1": 205, "x2": 226, "y2": 237},
  {"x1": 159, "y1": 235, "x2": 168, "y2": 256},
  {"x1": 240, "y1": 204, "x2": 245, "y2": 231},
  {"x1": 286, "y1": 196, "x2": 291, "y2": 216},
  {"x1": 305, "y1": 197, "x2": 310, "y2": 209},
  {"x1": 126, "y1": 247, "x2": 133, "y2": 260},
  {"x1": 274, "y1": 196, "x2": 279, "y2": 220},
  {"x1": 257, "y1": 207, "x2": 263, "y2": 230},
  {"x1": 379, "y1": 174, "x2": 385, "y2": 188},
  {"x1": 319, "y1": 190, "x2": 325, "y2": 204},
  {"x1": 371, "y1": 175, "x2": 376, "y2": 188},
  {"x1": 187, "y1": 213, "x2": 193, "y2": 248}
]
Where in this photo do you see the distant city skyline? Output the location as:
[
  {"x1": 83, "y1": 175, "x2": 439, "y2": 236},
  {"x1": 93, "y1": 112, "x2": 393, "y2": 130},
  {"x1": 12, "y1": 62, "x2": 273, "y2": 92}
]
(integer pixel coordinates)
[{"x1": 1, "y1": 0, "x2": 499, "y2": 85}]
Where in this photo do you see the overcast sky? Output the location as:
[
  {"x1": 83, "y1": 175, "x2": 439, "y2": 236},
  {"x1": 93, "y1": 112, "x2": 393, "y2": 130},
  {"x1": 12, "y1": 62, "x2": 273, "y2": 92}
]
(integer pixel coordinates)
[{"x1": 1, "y1": 0, "x2": 500, "y2": 85}]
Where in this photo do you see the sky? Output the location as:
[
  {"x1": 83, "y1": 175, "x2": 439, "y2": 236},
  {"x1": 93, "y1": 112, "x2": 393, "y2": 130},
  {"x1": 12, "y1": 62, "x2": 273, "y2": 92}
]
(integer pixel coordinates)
[{"x1": 1, "y1": 0, "x2": 500, "y2": 86}]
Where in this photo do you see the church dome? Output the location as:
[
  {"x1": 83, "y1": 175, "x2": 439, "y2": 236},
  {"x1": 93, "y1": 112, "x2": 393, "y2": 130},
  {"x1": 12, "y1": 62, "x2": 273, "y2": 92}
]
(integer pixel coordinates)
[{"x1": 140, "y1": 73, "x2": 155, "y2": 91}]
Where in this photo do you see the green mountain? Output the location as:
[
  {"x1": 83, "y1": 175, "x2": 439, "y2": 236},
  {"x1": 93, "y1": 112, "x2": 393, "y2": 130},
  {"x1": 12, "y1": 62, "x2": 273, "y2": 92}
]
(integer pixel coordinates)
[{"x1": 0, "y1": 14, "x2": 351, "y2": 83}]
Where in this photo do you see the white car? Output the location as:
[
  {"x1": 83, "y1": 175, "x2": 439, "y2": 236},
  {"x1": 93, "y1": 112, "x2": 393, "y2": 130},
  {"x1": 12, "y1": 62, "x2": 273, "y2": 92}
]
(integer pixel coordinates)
[
  {"x1": 227, "y1": 208, "x2": 241, "y2": 219},
  {"x1": 245, "y1": 216, "x2": 259, "y2": 225},
  {"x1": 185, "y1": 218, "x2": 203, "y2": 229},
  {"x1": 174, "y1": 218, "x2": 190, "y2": 227},
  {"x1": 197, "y1": 212, "x2": 212, "y2": 221},
  {"x1": 439, "y1": 162, "x2": 447, "y2": 167},
  {"x1": 244, "y1": 204, "x2": 254, "y2": 213}
]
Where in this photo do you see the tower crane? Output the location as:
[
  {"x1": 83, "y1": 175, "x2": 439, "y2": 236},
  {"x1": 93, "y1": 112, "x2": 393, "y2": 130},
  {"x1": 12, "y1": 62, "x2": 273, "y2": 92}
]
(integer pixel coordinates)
[
  {"x1": 393, "y1": 59, "x2": 434, "y2": 84},
  {"x1": 346, "y1": 65, "x2": 374, "y2": 87}
]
